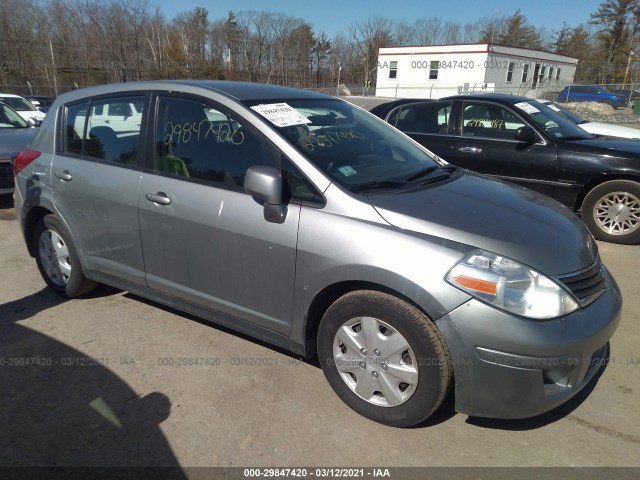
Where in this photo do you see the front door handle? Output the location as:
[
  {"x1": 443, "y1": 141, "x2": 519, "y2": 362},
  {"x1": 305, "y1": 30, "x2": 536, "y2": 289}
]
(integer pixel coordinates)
[
  {"x1": 55, "y1": 170, "x2": 73, "y2": 181},
  {"x1": 458, "y1": 146, "x2": 483, "y2": 154},
  {"x1": 145, "y1": 192, "x2": 171, "y2": 206}
]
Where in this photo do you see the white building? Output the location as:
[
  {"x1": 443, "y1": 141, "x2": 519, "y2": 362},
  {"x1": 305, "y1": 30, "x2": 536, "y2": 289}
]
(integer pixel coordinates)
[{"x1": 375, "y1": 43, "x2": 578, "y2": 99}]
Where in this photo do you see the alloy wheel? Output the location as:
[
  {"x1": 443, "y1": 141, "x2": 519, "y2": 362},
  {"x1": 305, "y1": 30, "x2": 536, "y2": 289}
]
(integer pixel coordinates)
[{"x1": 593, "y1": 191, "x2": 640, "y2": 236}]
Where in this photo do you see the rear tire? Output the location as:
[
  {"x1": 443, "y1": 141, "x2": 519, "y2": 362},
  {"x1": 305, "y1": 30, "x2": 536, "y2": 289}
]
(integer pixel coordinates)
[
  {"x1": 33, "y1": 215, "x2": 97, "y2": 297},
  {"x1": 317, "y1": 290, "x2": 452, "y2": 427},
  {"x1": 582, "y1": 180, "x2": 640, "y2": 244}
]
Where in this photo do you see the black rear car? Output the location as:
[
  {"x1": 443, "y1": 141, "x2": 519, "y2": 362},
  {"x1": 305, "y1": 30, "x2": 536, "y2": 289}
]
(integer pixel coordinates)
[
  {"x1": 373, "y1": 93, "x2": 640, "y2": 244},
  {"x1": 369, "y1": 98, "x2": 430, "y2": 120}
]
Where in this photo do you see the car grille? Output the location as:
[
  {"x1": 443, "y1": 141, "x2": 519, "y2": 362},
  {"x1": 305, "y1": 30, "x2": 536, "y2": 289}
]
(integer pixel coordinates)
[
  {"x1": 556, "y1": 261, "x2": 606, "y2": 307},
  {"x1": 0, "y1": 157, "x2": 13, "y2": 189}
]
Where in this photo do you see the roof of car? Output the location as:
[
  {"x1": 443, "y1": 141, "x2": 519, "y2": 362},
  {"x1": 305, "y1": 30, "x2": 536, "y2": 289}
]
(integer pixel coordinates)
[
  {"x1": 369, "y1": 98, "x2": 432, "y2": 117},
  {"x1": 440, "y1": 93, "x2": 539, "y2": 104},
  {"x1": 55, "y1": 80, "x2": 332, "y2": 104}
]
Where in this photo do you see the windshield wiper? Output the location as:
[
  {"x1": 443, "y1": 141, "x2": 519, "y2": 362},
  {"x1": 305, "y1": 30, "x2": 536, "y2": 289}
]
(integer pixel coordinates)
[
  {"x1": 404, "y1": 166, "x2": 439, "y2": 182},
  {"x1": 405, "y1": 164, "x2": 456, "y2": 182},
  {"x1": 349, "y1": 165, "x2": 457, "y2": 193},
  {"x1": 349, "y1": 180, "x2": 408, "y2": 193}
]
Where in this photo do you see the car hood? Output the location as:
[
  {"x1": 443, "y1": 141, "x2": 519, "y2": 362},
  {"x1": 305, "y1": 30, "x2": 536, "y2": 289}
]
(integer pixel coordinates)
[
  {"x1": 0, "y1": 127, "x2": 36, "y2": 155},
  {"x1": 369, "y1": 172, "x2": 596, "y2": 276},
  {"x1": 579, "y1": 122, "x2": 640, "y2": 140},
  {"x1": 0, "y1": 128, "x2": 38, "y2": 155},
  {"x1": 18, "y1": 110, "x2": 46, "y2": 121}
]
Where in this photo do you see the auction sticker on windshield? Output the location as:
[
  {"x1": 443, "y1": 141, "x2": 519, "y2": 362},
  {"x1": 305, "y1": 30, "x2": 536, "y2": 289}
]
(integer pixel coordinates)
[
  {"x1": 251, "y1": 103, "x2": 312, "y2": 127},
  {"x1": 514, "y1": 102, "x2": 540, "y2": 114}
]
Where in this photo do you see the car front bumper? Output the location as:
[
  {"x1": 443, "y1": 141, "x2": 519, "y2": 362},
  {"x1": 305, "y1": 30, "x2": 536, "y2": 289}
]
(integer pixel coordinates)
[{"x1": 436, "y1": 267, "x2": 622, "y2": 419}]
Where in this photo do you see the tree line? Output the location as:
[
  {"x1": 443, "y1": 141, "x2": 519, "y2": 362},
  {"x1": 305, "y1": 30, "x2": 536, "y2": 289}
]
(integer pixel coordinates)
[{"x1": 0, "y1": 0, "x2": 639, "y2": 96}]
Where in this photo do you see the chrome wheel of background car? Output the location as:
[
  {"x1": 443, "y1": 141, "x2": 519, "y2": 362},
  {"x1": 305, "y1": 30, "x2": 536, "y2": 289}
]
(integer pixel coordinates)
[
  {"x1": 332, "y1": 316, "x2": 418, "y2": 407},
  {"x1": 38, "y1": 229, "x2": 72, "y2": 286},
  {"x1": 583, "y1": 180, "x2": 640, "y2": 244},
  {"x1": 593, "y1": 191, "x2": 640, "y2": 236}
]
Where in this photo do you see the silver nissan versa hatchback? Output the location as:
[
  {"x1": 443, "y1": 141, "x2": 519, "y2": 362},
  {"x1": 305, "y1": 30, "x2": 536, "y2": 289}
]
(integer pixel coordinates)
[{"x1": 14, "y1": 81, "x2": 621, "y2": 427}]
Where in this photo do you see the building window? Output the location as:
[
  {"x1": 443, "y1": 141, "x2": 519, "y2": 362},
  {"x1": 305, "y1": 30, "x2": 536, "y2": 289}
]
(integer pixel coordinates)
[
  {"x1": 539, "y1": 66, "x2": 547, "y2": 83},
  {"x1": 429, "y1": 61, "x2": 440, "y2": 80},
  {"x1": 548, "y1": 67, "x2": 554, "y2": 80},
  {"x1": 556, "y1": 68, "x2": 561, "y2": 80},
  {"x1": 522, "y1": 64, "x2": 529, "y2": 83},
  {"x1": 506, "y1": 62, "x2": 515, "y2": 83},
  {"x1": 389, "y1": 61, "x2": 398, "y2": 79}
]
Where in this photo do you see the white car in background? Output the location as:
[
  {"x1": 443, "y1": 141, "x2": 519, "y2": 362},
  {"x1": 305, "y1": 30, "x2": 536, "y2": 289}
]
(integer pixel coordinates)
[
  {"x1": 0, "y1": 93, "x2": 46, "y2": 125},
  {"x1": 538, "y1": 99, "x2": 640, "y2": 140},
  {"x1": 73, "y1": 100, "x2": 144, "y2": 138}
]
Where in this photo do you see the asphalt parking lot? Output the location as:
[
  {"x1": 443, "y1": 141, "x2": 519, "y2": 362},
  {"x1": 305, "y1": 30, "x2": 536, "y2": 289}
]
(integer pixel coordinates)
[{"x1": 0, "y1": 192, "x2": 639, "y2": 472}]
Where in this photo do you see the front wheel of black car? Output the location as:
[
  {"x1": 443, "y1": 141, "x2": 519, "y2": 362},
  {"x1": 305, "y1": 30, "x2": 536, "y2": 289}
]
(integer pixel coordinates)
[
  {"x1": 33, "y1": 215, "x2": 97, "y2": 297},
  {"x1": 317, "y1": 290, "x2": 452, "y2": 427},
  {"x1": 582, "y1": 180, "x2": 640, "y2": 244}
]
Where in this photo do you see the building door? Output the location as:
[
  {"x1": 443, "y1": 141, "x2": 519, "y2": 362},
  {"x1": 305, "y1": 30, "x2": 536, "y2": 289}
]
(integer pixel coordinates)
[{"x1": 532, "y1": 64, "x2": 541, "y2": 88}]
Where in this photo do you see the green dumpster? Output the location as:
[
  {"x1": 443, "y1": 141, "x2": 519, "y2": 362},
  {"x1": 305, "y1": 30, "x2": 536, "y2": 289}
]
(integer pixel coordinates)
[{"x1": 633, "y1": 100, "x2": 640, "y2": 115}]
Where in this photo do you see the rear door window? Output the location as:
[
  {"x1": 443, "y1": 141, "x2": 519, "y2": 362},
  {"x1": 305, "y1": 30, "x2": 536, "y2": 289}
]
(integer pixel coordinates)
[
  {"x1": 393, "y1": 101, "x2": 453, "y2": 135},
  {"x1": 61, "y1": 95, "x2": 147, "y2": 166},
  {"x1": 63, "y1": 102, "x2": 88, "y2": 155}
]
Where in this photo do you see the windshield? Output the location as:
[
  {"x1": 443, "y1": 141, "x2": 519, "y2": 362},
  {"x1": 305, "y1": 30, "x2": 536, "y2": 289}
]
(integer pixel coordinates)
[
  {"x1": 515, "y1": 100, "x2": 592, "y2": 140},
  {"x1": 0, "y1": 96, "x2": 37, "y2": 112},
  {"x1": 0, "y1": 103, "x2": 29, "y2": 128},
  {"x1": 543, "y1": 101, "x2": 585, "y2": 125},
  {"x1": 242, "y1": 98, "x2": 447, "y2": 191}
]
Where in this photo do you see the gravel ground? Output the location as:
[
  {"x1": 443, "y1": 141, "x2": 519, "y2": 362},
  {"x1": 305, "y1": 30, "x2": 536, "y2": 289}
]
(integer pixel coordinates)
[{"x1": 561, "y1": 102, "x2": 640, "y2": 124}]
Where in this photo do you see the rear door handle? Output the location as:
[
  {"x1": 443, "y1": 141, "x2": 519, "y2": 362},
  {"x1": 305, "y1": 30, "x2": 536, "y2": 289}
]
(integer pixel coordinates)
[
  {"x1": 145, "y1": 192, "x2": 171, "y2": 206},
  {"x1": 458, "y1": 146, "x2": 482, "y2": 154},
  {"x1": 34, "y1": 164, "x2": 48, "y2": 177},
  {"x1": 55, "y1": 170, "x2": 73, "y2": 181}
]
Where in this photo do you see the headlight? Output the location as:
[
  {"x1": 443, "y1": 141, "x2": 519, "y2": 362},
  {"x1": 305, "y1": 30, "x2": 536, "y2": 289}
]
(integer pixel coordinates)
[{"x1": 446, "y1": 250, "x2": 579, "y2": 320}]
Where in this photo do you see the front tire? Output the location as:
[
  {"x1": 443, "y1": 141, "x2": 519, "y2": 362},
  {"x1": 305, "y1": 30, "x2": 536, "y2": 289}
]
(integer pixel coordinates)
[
  {"x1": 33, "y1": 215, "x2": 97, "y2": 297},
  {"x1": 582, "y1": 180, "x2": 640, "y2": 244},
  {"x1": 317, "y1": 290, "x2": 452, "y2": 427}
]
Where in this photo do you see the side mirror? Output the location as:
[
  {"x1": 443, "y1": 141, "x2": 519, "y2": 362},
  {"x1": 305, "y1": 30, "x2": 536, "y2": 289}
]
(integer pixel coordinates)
[
  {"x1": 244, "y1": 166, "x2": 286, "y2": 224},
  {"x1": 515, "y1": 126, "x2": 537, "y2": 144}
]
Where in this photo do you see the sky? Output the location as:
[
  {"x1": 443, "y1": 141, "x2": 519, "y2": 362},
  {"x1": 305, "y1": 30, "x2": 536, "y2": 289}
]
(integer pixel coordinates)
[{"x1": 156, "y1": 0, "x2": 606, "y2": 38}]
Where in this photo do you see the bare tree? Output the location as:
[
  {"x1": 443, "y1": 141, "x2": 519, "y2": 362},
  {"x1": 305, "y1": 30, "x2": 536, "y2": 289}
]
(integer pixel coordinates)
[{"x1": 347, "y1": 17, "x2": 395, "y2": 87}]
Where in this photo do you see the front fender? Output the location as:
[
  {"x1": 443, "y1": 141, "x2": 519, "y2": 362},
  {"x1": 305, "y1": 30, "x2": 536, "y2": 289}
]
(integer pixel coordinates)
[{"x1": 289, "y1": 207, "x2": 473, "y2": 345}]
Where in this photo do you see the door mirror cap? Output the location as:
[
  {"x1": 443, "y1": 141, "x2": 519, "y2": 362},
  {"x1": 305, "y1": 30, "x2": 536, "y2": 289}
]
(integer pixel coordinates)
[
  {"x1": 245, "y1": 166, "x2": 287, "y2": 224},
  {"x1": 245, "y1": 166, "x2": 283, "y2": 205},
  {"x1": 515, "y1": 126, "x2": 537, "y2": 144}
]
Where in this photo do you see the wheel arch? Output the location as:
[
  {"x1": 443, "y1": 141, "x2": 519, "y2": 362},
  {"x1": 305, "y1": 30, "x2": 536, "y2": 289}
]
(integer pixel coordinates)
[
  {"x1": 24, "y1": 206, "x2": 55, "y2": 257},
  {"x1": 574, "y1": 174, "x2": 640, "y2": 212},
  {"x1": 303, "y1": 280, "x2": 435, "y2": 359}
]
